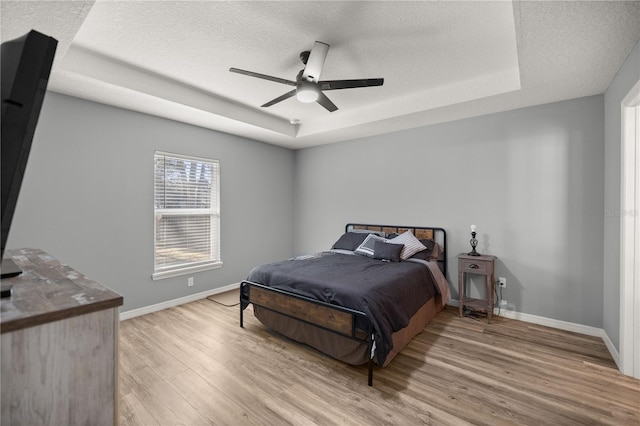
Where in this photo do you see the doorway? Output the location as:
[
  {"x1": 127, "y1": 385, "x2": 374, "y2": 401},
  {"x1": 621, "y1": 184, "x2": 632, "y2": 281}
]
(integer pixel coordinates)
[{"x1": 620, "y1": 79, "x2": 640, "y2": 379}]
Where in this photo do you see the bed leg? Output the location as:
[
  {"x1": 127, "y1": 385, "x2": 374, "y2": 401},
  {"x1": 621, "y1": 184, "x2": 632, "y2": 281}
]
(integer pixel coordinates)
[
  {"x1": 239, "y1": 281, "x2": 247, "y2": 328},
  {"x1": 368, "y1": 358, "x2": 373, "y2": 386}
]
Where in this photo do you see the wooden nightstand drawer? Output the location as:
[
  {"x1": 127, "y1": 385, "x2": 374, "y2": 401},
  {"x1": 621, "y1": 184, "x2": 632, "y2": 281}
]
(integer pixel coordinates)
[{"x1": 460, "y1": 258, "x2": 490, "y2": 274}]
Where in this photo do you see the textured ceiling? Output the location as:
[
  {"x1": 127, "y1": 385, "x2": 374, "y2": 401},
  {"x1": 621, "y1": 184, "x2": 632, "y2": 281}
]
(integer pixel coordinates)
[{"x1": 2, "y1": 1, "x2": 640, "y2": 149}]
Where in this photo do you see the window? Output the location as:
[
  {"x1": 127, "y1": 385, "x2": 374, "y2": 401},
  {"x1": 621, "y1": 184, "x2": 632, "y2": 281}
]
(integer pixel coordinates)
[{"x1": 153, "y1": 151, "x2": 221, "y2": 280}]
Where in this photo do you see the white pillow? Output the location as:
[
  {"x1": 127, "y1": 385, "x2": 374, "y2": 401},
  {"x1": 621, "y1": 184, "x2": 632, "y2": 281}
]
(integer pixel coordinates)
[
  {"x1": 354, "y1": 234, "x2": 387, "y2": 257},
  {"x1": 387, "y1": 230, "x2": 427, "y2": 260}
]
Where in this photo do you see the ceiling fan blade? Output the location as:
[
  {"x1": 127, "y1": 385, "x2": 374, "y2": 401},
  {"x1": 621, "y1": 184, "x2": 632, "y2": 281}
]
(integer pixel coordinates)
[
  {"x1": 229, "y1": 67, "x2": 297, "y2": 86},
  {"x1": 302, "y1": 41, "x2": 329, "y2": 83},
  {"x1": 316, "y1": 91, "x2": 338, "y2": 112},
  {"x1": 261, "y1": 89, "x2": 297, "y2": 107},
  {"x1": 319, "y1": 78, "x2": 384, "y2": 91}
]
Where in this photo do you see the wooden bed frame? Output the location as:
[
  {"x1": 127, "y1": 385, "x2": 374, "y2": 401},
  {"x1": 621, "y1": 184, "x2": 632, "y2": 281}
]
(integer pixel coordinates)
[{"x1": 240, "y1": 223, "x2": 447, "y2": 386}]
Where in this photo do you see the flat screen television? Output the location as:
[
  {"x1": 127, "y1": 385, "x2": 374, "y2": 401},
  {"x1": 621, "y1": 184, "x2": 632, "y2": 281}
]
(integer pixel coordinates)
[{"x1": 1, "y1": 30, "x2": 57, "y2": 280}]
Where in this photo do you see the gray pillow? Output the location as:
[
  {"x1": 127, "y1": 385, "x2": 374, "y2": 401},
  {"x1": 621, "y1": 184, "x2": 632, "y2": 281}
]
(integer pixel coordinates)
[
  {"x1": 373, "y1": 240, "x2": 403, "y2": 262},
  {"x1": 331, "y1": 232, "x2": 369, "y2": 251}
]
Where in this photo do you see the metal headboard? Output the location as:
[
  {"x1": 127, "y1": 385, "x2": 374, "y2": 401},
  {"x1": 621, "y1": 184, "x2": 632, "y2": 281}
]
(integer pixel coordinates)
[{"x1": 345, "y1": 223, "x2": 447, "y2": 278}]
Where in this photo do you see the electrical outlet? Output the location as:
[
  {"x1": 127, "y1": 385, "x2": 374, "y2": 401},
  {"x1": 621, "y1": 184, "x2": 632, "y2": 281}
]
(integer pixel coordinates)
[
  {"x1": 187, "y1": 277, "x2": 194, "y2": 287},
  {"x1": 499, "y1": 277, "x2": 507, "y2": 288},
  {"x1": 500, "y1": 299, "x2": 508, "y2": 308}
]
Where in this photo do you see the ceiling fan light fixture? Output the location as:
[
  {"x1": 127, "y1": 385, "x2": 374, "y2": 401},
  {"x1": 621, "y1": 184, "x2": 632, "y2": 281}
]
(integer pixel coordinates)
[{"x1": 296, "y1": 82, "x2": 319, "y2": 103}]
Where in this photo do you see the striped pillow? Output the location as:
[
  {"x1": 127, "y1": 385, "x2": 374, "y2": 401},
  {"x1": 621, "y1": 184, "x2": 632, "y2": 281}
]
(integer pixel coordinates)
[{"x1": 387, "y1": 230, "x2": 427, "y2": 260}]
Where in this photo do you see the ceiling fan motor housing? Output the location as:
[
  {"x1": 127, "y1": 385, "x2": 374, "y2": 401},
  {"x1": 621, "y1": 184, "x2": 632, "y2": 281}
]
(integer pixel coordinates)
[{"x1": 299, "y1": 51, "x2": 310, "y2": 65}]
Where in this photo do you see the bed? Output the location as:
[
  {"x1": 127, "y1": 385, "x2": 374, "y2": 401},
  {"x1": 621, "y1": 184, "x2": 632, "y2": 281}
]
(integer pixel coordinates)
[{"x1": 240, "y1": 223, "x2": 450, "y2": 386}]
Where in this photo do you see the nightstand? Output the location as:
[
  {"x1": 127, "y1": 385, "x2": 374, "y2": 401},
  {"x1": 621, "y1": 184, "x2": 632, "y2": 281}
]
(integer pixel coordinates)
[{"x1": 458, "y1": 254, "x2": 496, "y2": 323}]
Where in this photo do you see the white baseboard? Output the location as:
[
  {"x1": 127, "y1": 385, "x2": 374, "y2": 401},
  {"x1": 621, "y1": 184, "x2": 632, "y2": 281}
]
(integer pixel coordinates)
[
  {"x1": 600, "y1": 330, "x2": 620, "y2": 368},
  {"x1": 448, "y1": 300, "x2": 619, "y2": 362},
  {"x1": 119, "y1": 282, "x2": 241, "y2": 321},
  {"x1": 495, "y1": 308, "x2": 604, "y2": 337}
]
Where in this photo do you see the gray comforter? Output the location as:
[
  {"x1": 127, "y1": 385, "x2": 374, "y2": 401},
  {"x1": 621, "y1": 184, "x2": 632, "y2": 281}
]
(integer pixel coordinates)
[{"x1": 246, "y1": 251, "x2": 438, "y2": 366}]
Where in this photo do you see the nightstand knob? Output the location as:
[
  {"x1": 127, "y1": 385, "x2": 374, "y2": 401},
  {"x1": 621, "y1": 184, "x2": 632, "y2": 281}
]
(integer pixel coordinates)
[{"x1": 469, "y1": 264, "x2": 479, "y2": 269}]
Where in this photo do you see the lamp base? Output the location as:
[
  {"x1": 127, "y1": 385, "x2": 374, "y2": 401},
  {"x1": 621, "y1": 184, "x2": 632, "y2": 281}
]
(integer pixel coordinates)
[{"x1": 468, "y1": 232, "x2": 480, "y2": 256}]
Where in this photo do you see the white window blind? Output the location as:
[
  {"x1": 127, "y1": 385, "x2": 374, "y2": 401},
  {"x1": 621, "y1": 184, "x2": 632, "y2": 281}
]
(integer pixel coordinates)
[{"x1": 153, "y1": 152, "x2": 221, "y2": 280}]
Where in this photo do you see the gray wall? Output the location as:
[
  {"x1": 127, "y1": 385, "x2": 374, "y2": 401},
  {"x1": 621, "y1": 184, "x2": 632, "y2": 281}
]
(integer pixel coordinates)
[
  {"x1": 6, "y1": 92, "x2": 295, "y2": 312},
  {"x1": 5, "y1": 86, "x2": 613, "y2": 330},
  {"x1": 294, "y1": 95, "x2": 605, "y2": 328},
  {"x1": 603, "y1": 40, "x2": 640, "y2": 350}
]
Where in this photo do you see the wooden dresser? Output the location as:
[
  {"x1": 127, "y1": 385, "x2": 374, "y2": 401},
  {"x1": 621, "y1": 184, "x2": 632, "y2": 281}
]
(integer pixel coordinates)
[{"x1": 1, "y1": 248, "x2": 123, "y2": 425}]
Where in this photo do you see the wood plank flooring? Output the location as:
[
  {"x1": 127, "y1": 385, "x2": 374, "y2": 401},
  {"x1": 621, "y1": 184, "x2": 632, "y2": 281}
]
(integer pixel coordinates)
[{"x1": 119, "y1": 300, "x2": 640, "y2": 425}]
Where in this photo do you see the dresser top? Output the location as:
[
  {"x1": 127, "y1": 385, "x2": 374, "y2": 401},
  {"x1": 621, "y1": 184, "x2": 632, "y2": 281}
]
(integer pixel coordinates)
[
  {"x1": 1, "y1": 248, "x2": 123, "y2": 333},
  {"x1": 457, "y1": 253, "x2": 497, "y2": 261}
]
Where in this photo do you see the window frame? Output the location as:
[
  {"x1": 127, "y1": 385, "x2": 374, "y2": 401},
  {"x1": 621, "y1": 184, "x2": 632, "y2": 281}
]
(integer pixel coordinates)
[{"x1": 152, "y1": 151, "x2": 222, "y2": 281}]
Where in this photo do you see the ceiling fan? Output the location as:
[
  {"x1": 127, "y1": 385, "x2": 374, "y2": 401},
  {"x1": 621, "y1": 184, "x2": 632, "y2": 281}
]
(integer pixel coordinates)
[{"x1": 229, "y1": 41, "x2": 384, "y2": 112}]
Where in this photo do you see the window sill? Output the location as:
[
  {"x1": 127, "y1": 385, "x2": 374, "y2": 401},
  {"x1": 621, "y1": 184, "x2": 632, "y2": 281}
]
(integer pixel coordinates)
[{"x1": 152, "y1": 261, "x2": 223, "y2": 281}]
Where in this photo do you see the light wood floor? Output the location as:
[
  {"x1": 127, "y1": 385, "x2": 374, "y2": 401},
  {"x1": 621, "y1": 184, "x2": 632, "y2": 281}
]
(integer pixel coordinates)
[{"x1": 119, "y1": 300, "x2": 640, "y2": 425}]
